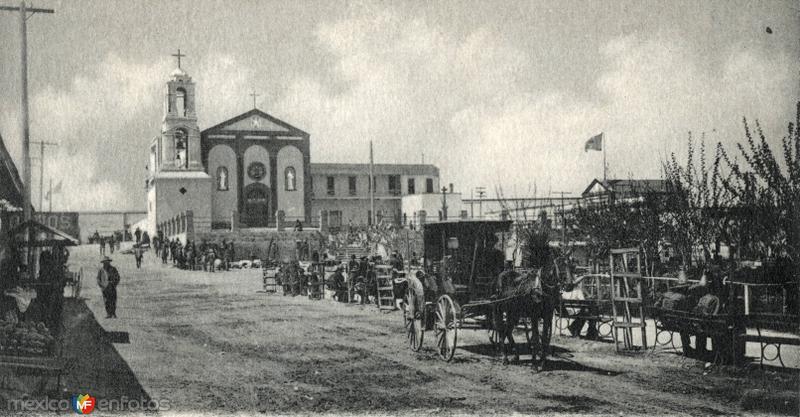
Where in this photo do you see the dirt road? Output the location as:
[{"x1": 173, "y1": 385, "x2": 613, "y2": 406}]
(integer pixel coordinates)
[{"x1": 68, "y1": 244, "x2": 798, "y2": 415}]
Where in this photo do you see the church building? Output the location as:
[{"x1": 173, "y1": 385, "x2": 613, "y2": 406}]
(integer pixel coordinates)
[{"x1": 146, "y1": 54, "x2": 440, "y2": 240}]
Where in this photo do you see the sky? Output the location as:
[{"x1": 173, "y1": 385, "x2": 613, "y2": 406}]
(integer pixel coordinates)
[{"x1": 0, "y1": 0, "x2": 798, "y2": 211}]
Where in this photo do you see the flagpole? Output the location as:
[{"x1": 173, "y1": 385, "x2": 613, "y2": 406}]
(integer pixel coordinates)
[
  {"x1": 602, "y1": 133, "x2": 607, "y2": 183},
  {"x1": 48, "y1": 178, "x2": 52, "y2": 212}
]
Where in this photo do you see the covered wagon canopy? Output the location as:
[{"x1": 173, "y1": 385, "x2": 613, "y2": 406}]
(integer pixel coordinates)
[
  {"x1": 7, "y1": 219, "x2": 79, "y2": 247},
  {"x1": 422, "y1": 219, "x2": 512, "y2": 265}
]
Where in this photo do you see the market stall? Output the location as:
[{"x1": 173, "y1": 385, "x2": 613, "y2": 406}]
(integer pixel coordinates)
[{"x1": 0, "y1": 219, "x2": 78, "y2": 399}]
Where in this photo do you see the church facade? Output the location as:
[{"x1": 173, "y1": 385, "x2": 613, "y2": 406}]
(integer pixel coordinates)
[
  {"x1": 201, "y1": 110, "x2": 310, "y2": 228},
  {"x1": 146, "y1": 59, "x2": 439, "y2": 240}
]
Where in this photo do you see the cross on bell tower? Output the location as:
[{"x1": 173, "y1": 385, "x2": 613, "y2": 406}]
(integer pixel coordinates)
[
  {"x1": 171, "y1": 48, "x2": 186, "y2": 69},
  {"x1": 160, "y1": 49, "x2": 200, "y2": 171}
]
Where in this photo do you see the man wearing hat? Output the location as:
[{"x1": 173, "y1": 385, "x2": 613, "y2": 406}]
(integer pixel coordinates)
[{"x1": 97, "y1": 256, "x2": 121, "y2": 318}]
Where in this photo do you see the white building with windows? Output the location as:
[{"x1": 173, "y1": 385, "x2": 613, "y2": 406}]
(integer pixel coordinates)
[
  {"x1": 310, "y1": 163, "x2": 441, "y2": 228},
  {"x1": 145, "y1": 56, "x2": 443, "y2": 238}
]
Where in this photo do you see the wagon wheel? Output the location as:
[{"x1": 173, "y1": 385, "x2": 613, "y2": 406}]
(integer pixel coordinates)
[
  {"x1": 404, "y1": 287, "x2": 425, "y2": 351},
  {"x1": 404, "y1": 275, "x2": 426, "y2": 352},
  {"x1": 435, "y1": 295, "x2": 458, "y2": 361}
]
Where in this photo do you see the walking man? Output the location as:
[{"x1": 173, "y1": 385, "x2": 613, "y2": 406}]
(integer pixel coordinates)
[
  {"x1": 133, "y1": 244, "x2": 144, "y2": 269},
  {"x1": 97, "y1": 257, "x2": 121, "y2": 318}
]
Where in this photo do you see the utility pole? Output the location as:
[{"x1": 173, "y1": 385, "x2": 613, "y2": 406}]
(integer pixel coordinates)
[
  {"x1": 1, "y1": 2, "x2": 54, "y2": 219},
  {"x1": 475, "y1": 187, "x2": 486, "y2": 219},
  {"x1": 369, "y1": 141, "x2": 375, "y2": 226},
  {"x1": 441, "y1": 186, "x2": 448, "y2": 221},
  {"x1": 1, "y1": 2, "x2": 55, "y2": 279},
  {"x1": 31, "y1": 140, "x2": 58, "y2": 211},
  {"x1": 551, "y1": 191, "x2": 573, "y2": 246}
]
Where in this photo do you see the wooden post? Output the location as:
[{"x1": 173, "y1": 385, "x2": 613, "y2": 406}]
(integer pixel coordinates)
[{"x1": 743, "y1": 284, "x2": 750, "y2": 315}]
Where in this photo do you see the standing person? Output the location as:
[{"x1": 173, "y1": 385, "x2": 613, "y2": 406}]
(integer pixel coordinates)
[
  {"x1": 220, "y1": 239, "x2": 229, "y2": 271},
  {"x1": 133, "y1": 244, "x2": 144, "y2": 269},
  {"x1": 99, "y1": 237, "x2": 106, "y2": 255},
  {"x1": 161, "y1": 242, "x2": 168, "y2": 264},
  {"x1": 134, "y1": 227, "x2": 142, "y2": 244},
  {"x1": 389, "y1": 252, "x2": 404, "y2": 275},
  {"x1": 170, "y1": 239, "x2": 177, "y2": 264},
  {"x1": 228, "y1": 241, "x2": 236, "y2": 268},
  {"x1": 108, "y1": 235, "x2": 116, "y2": 254},
  {"x1": 330, "y1": 266, "x2": 347, "y2": 302},
  {"x1": 357, "y1": 256, "x2": 371, "y2": 305},
  {"x1": 96, "y1": 257, "x2": 121, "y2": 318}
]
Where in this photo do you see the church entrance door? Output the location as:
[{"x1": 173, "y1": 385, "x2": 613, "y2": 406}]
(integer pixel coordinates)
[{"x1": 244, "y1": 183, "x2": 270, "y2": 227}]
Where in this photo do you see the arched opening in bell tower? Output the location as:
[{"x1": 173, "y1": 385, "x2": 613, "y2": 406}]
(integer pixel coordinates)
[
  {"x1": 176, "y1": 87, "x2": 187, "y2": 116},
  {"x1": 174, "y1": 128, "x2": 188, "y2": 169}
]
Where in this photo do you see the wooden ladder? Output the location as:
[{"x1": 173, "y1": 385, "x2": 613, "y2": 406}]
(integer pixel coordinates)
[
  {"x1": 262, "y1": 266, "x2": 279, "y2": 293},
  {"x1": 376, "y1": 270, "x2": 396, "y2": 310},
  {"x1": 609, "y1": 248, "x2": 648, "y2": 352}
]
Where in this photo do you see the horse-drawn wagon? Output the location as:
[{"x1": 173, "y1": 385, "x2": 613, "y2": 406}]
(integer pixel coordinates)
[{"x1": 402, "y1": 220, "x2": 551, "y2": 363}]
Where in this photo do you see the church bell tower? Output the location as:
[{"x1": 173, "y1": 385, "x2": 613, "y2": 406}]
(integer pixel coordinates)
[
  {"x1": 146, "y1": 49, "x2": 212, "y2": 240},
  {"x1": 160, "y1": 49, "x2": 202, "y2": 171}
]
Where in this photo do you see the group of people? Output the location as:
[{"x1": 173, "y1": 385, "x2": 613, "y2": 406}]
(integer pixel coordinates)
[
  {"x1": 325, "y1": 251, "x2": 407, "y2": 304},
  {"x1": 154, "y1": 238, "x2": 236, "y2": 272},
  {"x1": 276, "y1": 260, "x2": 314, "y2": 297},
  {"x1": 93, "y1": 231, "x2": 120, "y2": 255}
]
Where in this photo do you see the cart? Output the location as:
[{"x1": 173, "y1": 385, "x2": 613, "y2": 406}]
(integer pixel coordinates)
[{"x1": 403, "y1": 220, "x2": 531, "y2": 361}]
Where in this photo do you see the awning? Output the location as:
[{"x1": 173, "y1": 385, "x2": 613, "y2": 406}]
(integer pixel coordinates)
[{"x1": 7, "y1": 219, "x2": 79, "y2": 247}]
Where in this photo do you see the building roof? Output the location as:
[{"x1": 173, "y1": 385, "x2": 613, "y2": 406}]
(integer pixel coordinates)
[
  {"x1": 581, "y1": 178, "x2": 667, "y2": 198},
  {"x1": 0, "y1": 132, "x2": 24, "y2": 209},
  {"x1": 311, "y1": 163, "x2": 439, "y2": 176},
  {"x1": 201, "y1": 108, "x2": 308, "y2": 137}
]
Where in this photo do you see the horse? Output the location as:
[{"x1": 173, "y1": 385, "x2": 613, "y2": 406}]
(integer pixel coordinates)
[{"x1": 492, "y1": 257, "x2": 566, "y2": 371}]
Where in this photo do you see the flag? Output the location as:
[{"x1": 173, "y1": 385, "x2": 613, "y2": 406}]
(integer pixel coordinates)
[
  {"x1": 585, "y1": 133, "x2": 603, "y2": 152},
  {"x1": 53, "y1": 180, "x2": 62, "y2": 193}
]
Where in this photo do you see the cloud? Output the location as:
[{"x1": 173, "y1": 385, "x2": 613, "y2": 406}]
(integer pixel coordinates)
[
  {"x1": 1, "y1": 51, "x2": 253, "y2": 211},
  {"x1": 2, "y1": 5, "x2": 795, "y2": 212},
  {"x1": 278, "y1": 10, "x2": 797, "y2": 198}
]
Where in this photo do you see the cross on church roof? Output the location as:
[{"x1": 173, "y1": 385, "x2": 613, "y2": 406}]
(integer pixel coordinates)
[
  {"x1": 171, "y1": 48, "x2": 186, "y2": 69},
  {"x1": 250, "y1": 90, "x2": 260, "y2": 109}
]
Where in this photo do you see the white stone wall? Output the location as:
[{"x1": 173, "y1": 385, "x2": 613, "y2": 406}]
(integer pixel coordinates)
[
  {"x1": 153, "y1": 175, "x2": 212, "y2": 233},
  {"x1": 277, "y1": 145, "x2": 305, "y2": 220},
  {"x1": 208, "y1": 144, "x2": 238, "y2": 222}
]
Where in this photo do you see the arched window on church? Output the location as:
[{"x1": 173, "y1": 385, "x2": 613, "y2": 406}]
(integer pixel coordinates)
[
  {"x1": 217, "y1": 166, "x2": 229, "y2": 191},
  {"x1": 175, "y1": 128, "x2": 188, "y2": 169},
  {"x1": 176, "y1": 87, "x2": 187, "y2": 116},
  {"x1": 285, "y1": 167, "x2": 297, "y2": 191}
]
